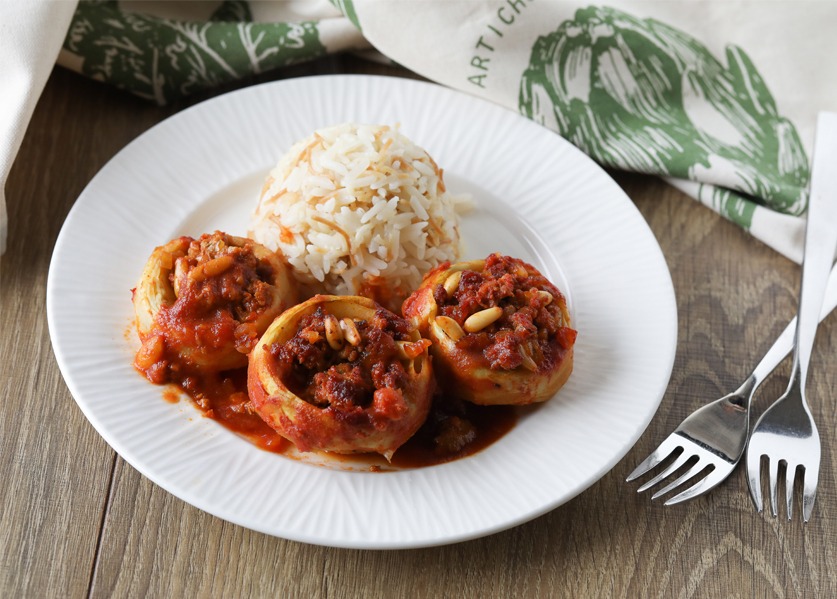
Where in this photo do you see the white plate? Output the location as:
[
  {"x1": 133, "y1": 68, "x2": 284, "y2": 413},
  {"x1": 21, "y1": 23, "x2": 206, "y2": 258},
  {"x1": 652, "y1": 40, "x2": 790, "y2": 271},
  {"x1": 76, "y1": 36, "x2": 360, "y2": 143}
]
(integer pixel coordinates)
[{"x1": 47, "y1": 75, "x2": 676, "y2": 549}]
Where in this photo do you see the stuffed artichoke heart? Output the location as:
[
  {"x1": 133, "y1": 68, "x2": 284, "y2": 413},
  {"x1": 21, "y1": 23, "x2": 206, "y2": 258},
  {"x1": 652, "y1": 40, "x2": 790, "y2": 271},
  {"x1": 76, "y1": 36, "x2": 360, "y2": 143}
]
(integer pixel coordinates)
[
  {"x1": 133, "y1": 231, "x2": 297, "y2": 382},
  {"x1": 247, "y1": 295, "x2": 433, "y2": 458},
  {"x1": 403, "y1": 254, "x2": 576, "y2": 406}
]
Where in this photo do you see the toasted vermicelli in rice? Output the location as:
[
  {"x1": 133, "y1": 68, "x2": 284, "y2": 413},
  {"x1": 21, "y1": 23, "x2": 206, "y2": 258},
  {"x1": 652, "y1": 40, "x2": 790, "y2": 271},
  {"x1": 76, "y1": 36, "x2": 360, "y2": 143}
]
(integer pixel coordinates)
[{"x1": 249, "y1": 123, "x2": 473, "y2": 308}]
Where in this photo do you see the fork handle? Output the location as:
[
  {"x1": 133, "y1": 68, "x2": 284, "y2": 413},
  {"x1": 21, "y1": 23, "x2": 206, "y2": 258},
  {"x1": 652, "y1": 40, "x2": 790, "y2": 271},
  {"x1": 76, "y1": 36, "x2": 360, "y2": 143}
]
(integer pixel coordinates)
[
  {"x1": 751, "y1": 262, "x2": 837, "y2": 384},
  {"x1": 789, "y1": 113, "x2": 837, "y2": 390}
]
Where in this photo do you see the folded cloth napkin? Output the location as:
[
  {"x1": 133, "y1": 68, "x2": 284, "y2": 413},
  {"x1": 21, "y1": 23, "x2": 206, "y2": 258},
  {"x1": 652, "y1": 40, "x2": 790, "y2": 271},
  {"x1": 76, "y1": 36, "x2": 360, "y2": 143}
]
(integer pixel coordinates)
[
  {"x1": 4, "y1": 1, "x2": 837, "y2": 263},
  {"x1": 0, "y1": 1, "x2": 76, "y2": 254}
]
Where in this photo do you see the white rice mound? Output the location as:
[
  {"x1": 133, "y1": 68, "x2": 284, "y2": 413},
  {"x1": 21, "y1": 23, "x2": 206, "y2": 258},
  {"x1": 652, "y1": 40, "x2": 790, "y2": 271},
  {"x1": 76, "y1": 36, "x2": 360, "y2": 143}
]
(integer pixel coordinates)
[{"x1": 249, "y1": 123, "x2": 474, "y2": 304}]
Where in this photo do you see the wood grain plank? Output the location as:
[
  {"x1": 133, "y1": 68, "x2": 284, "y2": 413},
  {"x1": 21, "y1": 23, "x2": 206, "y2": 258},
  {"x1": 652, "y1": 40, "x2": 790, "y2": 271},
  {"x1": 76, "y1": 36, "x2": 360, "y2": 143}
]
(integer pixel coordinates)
[{"x1": 0, "y1": 70, "x2": 125, "y2": 599}]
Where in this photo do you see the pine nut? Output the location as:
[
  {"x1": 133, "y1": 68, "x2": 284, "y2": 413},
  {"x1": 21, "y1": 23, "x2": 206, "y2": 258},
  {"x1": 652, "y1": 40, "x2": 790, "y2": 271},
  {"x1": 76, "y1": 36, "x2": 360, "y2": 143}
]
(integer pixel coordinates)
[
  {"x1": 428, "y1": 303, "x2": 437, "y2": 322},
  {"x1": 443, "y1": 271, "x2": 463, "y2": 295},
  {"x1": 172, "y1": 260, "x2": 187, "y2": 296},
  {"x1": 190, "y1": 254, "x2": 235, "y2": 281},
  {"x1": 188, "y1": 266, "x2": 205, "y2": 281},
  {"x1": 341, "y1": 318, "x2": 362, "y2": 346},
  {"x1": 135, "y1": 335, "x2": 165, "y2": 370},
  {"x1": 202, "y1": 254, "x2": 236, "y2": 277},
  {"x1": 519, "y1": 343, "x2": 538, "y2": 371},
  {"x1": 324, "y1": 315, "x2": 344, "y2": 350},
  {"x1": 514, "y1": 265, "x2": 528, "y2": 277},
  {"x1": 464, "y1": 306, "x2": 503, "y2": 333},
  {"x1": 537, "y1": 290, "x2": 553, "y2": 305},
  {"x1": 434, "y1": 316, "x2": 465, "y2": 342}
]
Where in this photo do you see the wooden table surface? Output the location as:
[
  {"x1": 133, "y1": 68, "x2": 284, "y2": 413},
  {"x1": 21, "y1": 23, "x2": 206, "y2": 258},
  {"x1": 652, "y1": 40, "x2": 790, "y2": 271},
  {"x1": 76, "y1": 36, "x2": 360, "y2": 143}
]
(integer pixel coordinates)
[{"x1": 3, "y1": 56, "x2": 837, "y2": 599}]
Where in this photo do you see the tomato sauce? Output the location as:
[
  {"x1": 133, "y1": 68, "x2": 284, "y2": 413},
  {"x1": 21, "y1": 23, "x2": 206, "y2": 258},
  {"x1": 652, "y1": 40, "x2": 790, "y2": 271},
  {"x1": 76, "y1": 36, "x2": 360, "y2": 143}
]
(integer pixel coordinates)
[
  {"x1": 161, "y1": 387, "x2": 180, "y2": 404},
  {"x1": 389, "y1": 395, "x2": 517, "y2": 468},
  {"x1": 169, "y1": 367, "x2": 289, "y2": 453},
  {"x1": 155, "y1": 365, "x2": 515, "y2": 468}
]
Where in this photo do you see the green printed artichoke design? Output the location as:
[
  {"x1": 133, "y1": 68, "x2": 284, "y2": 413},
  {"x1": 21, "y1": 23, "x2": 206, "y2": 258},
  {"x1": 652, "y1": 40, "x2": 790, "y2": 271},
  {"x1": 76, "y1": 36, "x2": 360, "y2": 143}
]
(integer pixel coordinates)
[
  {"x1": 63, "y1": 0, "x2": 326, "y2": 104},
  {"x1": 520, "y1": 6, "x2": 809, "y2": 221},
  {"x1": 329, "y1": 0, "x2": 362, "y2": 32}
]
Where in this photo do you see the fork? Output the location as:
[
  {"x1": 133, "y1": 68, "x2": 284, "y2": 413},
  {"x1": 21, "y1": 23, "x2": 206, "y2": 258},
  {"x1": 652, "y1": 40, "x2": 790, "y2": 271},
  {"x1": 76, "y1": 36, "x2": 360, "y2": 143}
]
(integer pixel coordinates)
[
  {"x1": 745, "y1": 112, "x2": 837, "y2": 522},
  {"x1": 626, "y1": 265, "x2": 837, "y2": 505}
]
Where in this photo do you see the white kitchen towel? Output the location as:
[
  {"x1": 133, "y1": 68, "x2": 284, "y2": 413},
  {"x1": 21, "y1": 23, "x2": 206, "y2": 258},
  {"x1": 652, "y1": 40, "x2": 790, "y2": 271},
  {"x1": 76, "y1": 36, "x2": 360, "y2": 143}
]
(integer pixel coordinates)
[
  {"x1": 349, "y1": 0, "x2": 837, "y2": 263},
  {"x1": 0, "y1": 0, "x2": 77, "y2": 254},
  {"x1": 5, "y1": 0, "x2": 837, "y2": 263}
]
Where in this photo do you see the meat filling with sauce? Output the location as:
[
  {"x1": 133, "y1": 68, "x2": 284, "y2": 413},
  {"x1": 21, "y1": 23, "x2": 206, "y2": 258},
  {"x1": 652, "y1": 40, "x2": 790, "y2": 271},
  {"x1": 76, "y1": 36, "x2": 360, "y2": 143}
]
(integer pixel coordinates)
[
  {"x1": 268, "y1": 307, "x2": 431, "y2": 427},
  {"x1": 135, "y1": 232, "x2": 278, "y2": 384},
  {"x1": 434, "y1": 254, "x2": 577, "y2": 371},
  {"x1": 170, "y1": 232, "x2": 276, "y2": 353}
]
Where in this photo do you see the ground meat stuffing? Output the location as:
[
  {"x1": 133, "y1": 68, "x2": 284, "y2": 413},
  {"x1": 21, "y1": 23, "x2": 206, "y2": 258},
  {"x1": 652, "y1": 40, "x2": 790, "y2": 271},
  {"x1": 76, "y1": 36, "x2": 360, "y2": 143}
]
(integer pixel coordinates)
[
  {"x1": 436, "y1": 254, "x2": 577, "y2": 370},
  {"x1": 269, "y1": 307, "x2": 423, "y2": 420},
  {"x1": 136, "y1": 232, "x2": 279, "y2": 385},
  {"x1": 167, "y1": 232, "x2": 276, "y2": 354},
  {"x1": 404, "y1": 390, "x2": 481, "y2": 457}
]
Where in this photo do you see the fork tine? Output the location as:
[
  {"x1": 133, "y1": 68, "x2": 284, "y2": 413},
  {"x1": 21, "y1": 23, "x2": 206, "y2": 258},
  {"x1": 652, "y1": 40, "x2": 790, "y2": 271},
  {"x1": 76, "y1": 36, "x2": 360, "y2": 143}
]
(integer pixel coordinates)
[
  {"x1": 626, "y1": 437, "x2": 682, "y2": 482},
  {"x1": 636, "y1": 452, "x2": 692, "y2": 493},
  {"x1": 651, "y1": 462, "x2": 707, "y2": 500},
  {"x1": 746, "y1": 448, "x2": 764, "y2": 513},
  {"x1": 785, "y1": 463, "x2": 796, "y2": 521},
  {"x1": 664, "y1": 467, "x2": 728, "y2": 505},
  {"x1": 768, "y1": 458, "x2": 780, "y2": 518},
  {"x1": 803, "y1": 466, "x2": 819, "y2": 522},
  {"x1": 626, "y1": 452, "x2": 666, "y2": 483}
]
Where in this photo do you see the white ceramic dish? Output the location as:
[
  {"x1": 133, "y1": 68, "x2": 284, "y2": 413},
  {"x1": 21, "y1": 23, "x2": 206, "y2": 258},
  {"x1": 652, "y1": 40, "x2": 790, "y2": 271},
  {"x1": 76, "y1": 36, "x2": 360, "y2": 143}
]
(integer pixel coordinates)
[{"x1": 47, "y1": 75, "x2": 677, "y2": 549}]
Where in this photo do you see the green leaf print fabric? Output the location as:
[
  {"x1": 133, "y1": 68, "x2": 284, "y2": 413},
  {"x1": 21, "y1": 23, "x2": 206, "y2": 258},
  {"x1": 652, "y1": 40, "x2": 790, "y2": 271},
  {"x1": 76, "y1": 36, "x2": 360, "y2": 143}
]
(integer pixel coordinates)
[
  {"x1": 55, "y1": 0, "x2": 837, "y2": 263},
  {"x1": 62, "y1": 1, "x2": 328, "y2": 104},
  {"x1": 519, "y1": 7, "x2": 808, "y2": 226}
]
